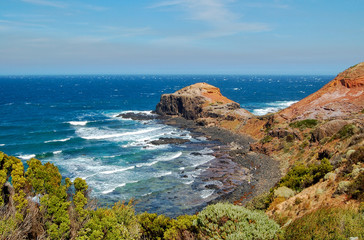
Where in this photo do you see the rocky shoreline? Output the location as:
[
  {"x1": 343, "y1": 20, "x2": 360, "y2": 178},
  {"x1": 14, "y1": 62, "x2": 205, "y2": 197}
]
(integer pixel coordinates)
[{"x1": 159, "y1": 115, "x2": 281, "y2": 206}]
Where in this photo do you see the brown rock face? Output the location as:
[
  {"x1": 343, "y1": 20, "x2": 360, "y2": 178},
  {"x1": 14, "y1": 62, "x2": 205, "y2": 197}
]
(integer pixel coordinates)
[
  {"x1": 279, "y1": 62, "x2": 364, "y2": 120},
  {"x1": 156, "y1": 82, "x2": 252, "y2": 120}
]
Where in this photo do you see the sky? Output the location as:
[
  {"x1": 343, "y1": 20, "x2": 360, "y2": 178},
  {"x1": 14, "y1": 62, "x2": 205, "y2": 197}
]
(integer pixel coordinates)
[{"x1": 0, "y1": 0, "x2": 363, "y2": 75}]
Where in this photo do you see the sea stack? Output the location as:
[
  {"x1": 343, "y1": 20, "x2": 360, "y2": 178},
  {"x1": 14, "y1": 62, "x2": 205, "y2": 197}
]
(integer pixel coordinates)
[{"x1": 156, "y1": 82, "x2": 252, "y2": 121}]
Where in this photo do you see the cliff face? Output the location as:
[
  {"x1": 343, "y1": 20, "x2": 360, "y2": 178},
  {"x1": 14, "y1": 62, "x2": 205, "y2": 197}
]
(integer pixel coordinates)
[
  {"x1": 279, "y1": 62, "x2": 364, "y2": 120},
  {"x1": 156, "y1": 82, "x2": 252, "y2": 121}
]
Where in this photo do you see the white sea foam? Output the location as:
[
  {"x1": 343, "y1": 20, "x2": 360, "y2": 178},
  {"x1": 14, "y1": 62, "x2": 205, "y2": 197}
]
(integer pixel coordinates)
[
  {"x1": 155, "y1": 171, "x2": 172, "y2": 178},
  {"x1": 184, "y1": 180, "x2": 194, "y2": 185},
  {"x1": 252, "y1": 100, "x2": 298, "y2": 116},
  {"x1": 157, "y1": 151, "x2": 182, "y2": 161},
  {"x1": 44, "y1": 138, "x2": 71, "y2": 143},
  {"x1": 102, "y1": 183, "x2": 126, "y2": 194},
  {"x1": 68, "y1": 121, "x2": 88, "y2": 126},
  {"x1": 77, "y1": 127, "x2": 161, "y2": 140},
  {"x1": 0, "y1": 144, "x2": 5, "y2": 147},
  {"x1": 200, "y1": 189, "x2": 214, "y2": 199},
  {"x1": 100, "y1": 166, "x2": 135, "y2": 175},
  {"x1": 136, "y1": 161, "x2": 158, "y2": 168},
  {"x1": 53, "y1": 150, "x2": 62, "y2": 154},
  {"x1": 18, "y1": 154, "x2": 36, "y2": 160}
]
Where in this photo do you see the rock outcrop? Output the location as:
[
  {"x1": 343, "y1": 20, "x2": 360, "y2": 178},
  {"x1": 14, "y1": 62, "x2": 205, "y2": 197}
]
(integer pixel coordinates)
[
  {"x1": 156, "y1": 82, "x2": 252, "y2": 121},
  {"x1": 279, "y1": 62, "x2": 364, "y2": 120}
]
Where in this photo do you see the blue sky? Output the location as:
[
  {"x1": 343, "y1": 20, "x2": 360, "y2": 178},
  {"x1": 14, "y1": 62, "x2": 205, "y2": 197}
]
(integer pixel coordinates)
[{"x1": 0, "y1": 0, "x2": 363, "y2": 74}]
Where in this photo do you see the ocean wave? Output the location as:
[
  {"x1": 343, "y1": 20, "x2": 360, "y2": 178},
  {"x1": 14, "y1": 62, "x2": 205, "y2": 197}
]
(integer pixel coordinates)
[
  {"x1": 156, "y1": 151, "x2": 182, "y2": 161},
  {"x1": 100, "y1": 166, "x2": 135, "y2": 175},
  {"x1": 200, "y1": 189, "x2": 214, "y2": 199},
  {"x1": 136, "y1": 161, "x2": 158, "y2": 168},
  {"x1": 44, "y1": 138, "x2": 71, "y2": 143},
  {"x1": 155, "y1": 171, "x2": 173, "y2": 178},
  {"x1": 53, "y1": 150, "x2": 62, "y2": 154},
  {"x1": 252, "y1": 100, "x2": 298, "y2": 116},
  {"x1": 68, "y1": 121, "x2": 88, "y2": 126},
  {"x1": 102, "y1": 183, "x2": 126, "y2": 194},
  {"x1": 18, "y1": 154, "x2": 36, "y2": 160},
  {"x1": 0, "y1": 144, "x2": 5, "y2": 147},
  {"x1": 77, "y1": 127, "x2": 162, "y2": 140}
]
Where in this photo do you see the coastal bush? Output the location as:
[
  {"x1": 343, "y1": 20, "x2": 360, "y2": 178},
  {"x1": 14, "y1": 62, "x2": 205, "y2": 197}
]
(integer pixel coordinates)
[
  {"x1": 196, "y1": 202, "x2": 280, "y2": 240},
  {"x1": 347, "y1": 172, "x2": 364, "y2": 201},
  {"x1": 164, "y1": 215, "x2": 198, "y2": 240},
  {"x1": 276, "y1": 158, "x2": 332, "y2": 191},
  {"x1": 289, "y1": 119, "x2": 319, "y2": 130},
  {"x1": 245, "y1": 192, "x2": 271, "y2": 210},
  {"x1": 334, "y1": 124, "x2": 357, "y2": 139},
  {"x1": 283, "y1": 207, "x2": 364, "y2": 239},
  {"x1": 138, "y1": 212, "x2": 171, "y2": 239},
  {"x1": 261, "y1": 135, "x2": 273, "y2": 144}
]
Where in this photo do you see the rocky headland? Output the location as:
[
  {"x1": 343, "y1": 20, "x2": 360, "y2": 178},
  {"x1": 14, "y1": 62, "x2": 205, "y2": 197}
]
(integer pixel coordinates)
[{"x1": 155, "y1": 63, "x2": 364, "y2": 223}]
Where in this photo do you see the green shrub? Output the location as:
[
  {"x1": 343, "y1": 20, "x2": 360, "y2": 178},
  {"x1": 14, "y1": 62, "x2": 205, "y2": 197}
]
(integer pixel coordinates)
[
  {"x1": 0, "y1": 216, "x2": 16, "y2": 238},
  {"x1": 261, "y1": 135, "x2": 273, "y2": 144},
  {"x1": 334, "y1": 124, "x2": 357, "y2": 139},
  {"x1": 347, "y1": 172, "x2": 364, "y2": 201},
  {"x1": 245, "y1": 192, "x2": 271, "y2": 210},
  {"x1": 289, "y1": 119, "x2": 319, "y2": 130},
  {"x1": 277, "y1": 158, "x2": 333, "y2": 192},
  {"x1": 164, "y1": 215, "x2": 198, "y2": 240},
  {"x1": 283, "y1": 207, "x2": 364, "y2": 239},
  {"x1": 77, "y1": 201, "x2": 140, "y2": 240},
  {"x1": 196, "y1": 203, "x2": 280, "y2": 240},
  {"x1": 138, "y1": 212, "x2": 171, "y2": 240}
]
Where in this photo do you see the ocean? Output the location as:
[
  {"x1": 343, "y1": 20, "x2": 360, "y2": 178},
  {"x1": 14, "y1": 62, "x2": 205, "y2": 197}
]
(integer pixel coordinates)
[{"x1": 0, "y1": 75, "x2": 332, "y2": 216}]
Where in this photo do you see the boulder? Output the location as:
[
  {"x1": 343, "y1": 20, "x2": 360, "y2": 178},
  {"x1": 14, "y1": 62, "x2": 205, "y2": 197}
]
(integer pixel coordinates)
[{"x1": 311, "y1": 120, "x2": 349, "y2": 142}]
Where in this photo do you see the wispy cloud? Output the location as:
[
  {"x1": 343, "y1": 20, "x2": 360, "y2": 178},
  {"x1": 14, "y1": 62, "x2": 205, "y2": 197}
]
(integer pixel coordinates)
[
  {"x1": 21, "y1": 0, "x2": 67, "y2": 8},
  {"x1": 150, "y1": 0, "x2": 270, "y2": 40}
]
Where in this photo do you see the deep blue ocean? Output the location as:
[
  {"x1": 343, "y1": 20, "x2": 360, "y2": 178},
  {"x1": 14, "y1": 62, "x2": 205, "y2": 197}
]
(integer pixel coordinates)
[{"x1": 0, "y1": 75, "x2": 332, "y2": 216}]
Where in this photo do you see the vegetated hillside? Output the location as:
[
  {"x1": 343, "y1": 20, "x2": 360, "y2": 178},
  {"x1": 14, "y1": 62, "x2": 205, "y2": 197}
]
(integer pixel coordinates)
[
  {"x1": 154, "y1": 62, "x2": 364, "y2": 239},
  {"x1": 247, "y1": 63, "x2": 364, "y2": 223}
]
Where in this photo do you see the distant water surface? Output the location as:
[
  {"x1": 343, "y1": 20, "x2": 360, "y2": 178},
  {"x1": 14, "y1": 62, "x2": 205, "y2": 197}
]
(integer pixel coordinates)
[{"x1": 0, "y1": 75, "x2": 332, "y2": 216}]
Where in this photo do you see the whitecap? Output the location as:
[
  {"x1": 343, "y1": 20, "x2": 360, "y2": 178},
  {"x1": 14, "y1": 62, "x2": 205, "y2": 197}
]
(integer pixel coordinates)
[
  {"x1": 200, "y1": 189, "x2": 214, "y2": 199},
  {"x1": 100, "y1": 166, "x2": 135, "y2": 175},
  {"x1": 136, "y1": 161, "x2": 158, "y2": 168},
  {"x1": 18, "y1": 154, "x2": 36, "y2": 160},
  {"x1": 252, "y1": 100, "x2": 298, "y2": 116},
  {"x1": 156, "y1": 151, "x2": 182, "y2": 161},
  {"x1": 77, "y1": 127, "x2": 161, "y2": 140},
  {"x1": 44, "y1": 138, "x2": 71, "y2": 143},
  {"x1": 155, "y1": 171, "x2": 173, "y2": 178},
  {"x1": 53, "y1": 150, "x2": 62, "y2": 154},
  {"x1": 0, "y1": 144, "x2": 5, "y2": 147},
  {"x1": 68, "y1": 121, "x2": 88, "y2": 126},
  {"x1": 184, "y1": 180, "x2": 194, "y2": 185},
  {"x1": 102, "y1": 183, "x2": 126, "y2": 194}
]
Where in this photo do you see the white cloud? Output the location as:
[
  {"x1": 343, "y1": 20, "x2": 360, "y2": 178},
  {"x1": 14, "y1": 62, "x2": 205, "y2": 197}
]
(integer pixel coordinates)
[
  {"x1": 151, "y1": 0, "x2": 270, "y2": 40},
  {"x1": 21, "y1": 0, "x2": 67, "y2": 8}
]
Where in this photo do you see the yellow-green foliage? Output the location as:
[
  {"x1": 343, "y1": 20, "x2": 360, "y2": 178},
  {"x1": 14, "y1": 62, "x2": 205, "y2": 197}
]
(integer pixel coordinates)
[
  {"x1": 73, "y1": 178, "x2": 89, "y2": 219},
  {"x1": 164, "y1": 215, "x2": 198, "y2": 240},
  {"x1": 0, "y1": 216, "x2": 16, "y2": 238},
  {"x1": 289, "y1": 119, "x2": 319, "y2": 130},
  {"x1": 138, "y1": 212, "x2": 171, "y2": 240},
  {"x1": 77, "y1": 201, "x2": 140, "y2": 240},
  {"x1": 277, "y1": 158, "x2": 332, "y2": 191},
  {"x1": 283, "y1": 207, "x2": 364, "y2": 239},
  {"x1": 334, "y1": 124, "x2": 357, "y2": 139},
  {"x1": 196, "y1": 203, "x2": 280, "y2": 240}
]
